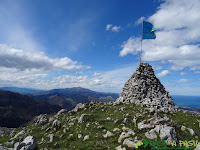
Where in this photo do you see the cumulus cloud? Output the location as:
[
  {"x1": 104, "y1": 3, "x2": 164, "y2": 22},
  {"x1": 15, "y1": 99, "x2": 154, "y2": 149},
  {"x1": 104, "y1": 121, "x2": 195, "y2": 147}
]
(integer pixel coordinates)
[
  {"x1": 180, "y1": 72, "x2": 187, "y2": 75},
  {"x1": 92, "y1": 72, "x2": 103, "y2": 77},
  {"x1": 120, "y1": 37, "x2": 141, "y2": 56},
  {"x1": 157, "y1": 70, "x2": 170, "y2": 77},
  {"x1": 106, "y1": 24, "x2": 112, "y2": 31},
  {"x1": 119, "y1": 0, "x2": 200, "y2": 70},
  {"x1": 0, "y1": 44, "x2": 89, "y2": 71},
  {"x1": 106, "y1": 24, "x2": 121, "y2": 32},
  {"x1": 176, "y1": 78, "x2": 194, "y2": 83},
  {"x1": 194, "y1": 71, "x2": 200, "y2": 74},
  {"x1": 135, "y1": 16, "x2": 145, "y2": 25}
]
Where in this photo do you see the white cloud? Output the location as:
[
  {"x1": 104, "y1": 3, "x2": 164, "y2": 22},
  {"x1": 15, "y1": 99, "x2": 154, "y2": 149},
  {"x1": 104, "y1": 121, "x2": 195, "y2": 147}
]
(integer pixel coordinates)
[
  {"x1": 176, "y1": 79, "x2": 194, "y2": 83},
  {"x1": 111, "y1": 26, "x2": 121, "y2": 32},
  {"x1": 157, "y1": 70, "x2": 170, "y2": 77},
  {"x1": 0, "y1": 44, "x2": 89, "y2": 71},
  {"x1": 135, "y1": 16, "x2": 145, "y2": 25},
  {"x1": 194, "y1": 71, "x2": 200, "y2": 74},
  {"x1": 120, "y1": 37, "x2": 141, "y2": 56},
  {"x1": 119, "y1": 0, "x2": 200, "y2": 70},
  {"x1": 180, "y1": 72, "x2": 187, "y2": 75},
  {"x1": 106, "y1": 24, "x2": 121, "y2": 32},
  {"x1": 92, "y1": 72, "x2": 103, "y2": 77},
  {"x1": 106, "y1": 24, "x2": 112, "y2": 31},
  {"x1": 190, "y1": 66, "x2": 200, "y2": 70}
]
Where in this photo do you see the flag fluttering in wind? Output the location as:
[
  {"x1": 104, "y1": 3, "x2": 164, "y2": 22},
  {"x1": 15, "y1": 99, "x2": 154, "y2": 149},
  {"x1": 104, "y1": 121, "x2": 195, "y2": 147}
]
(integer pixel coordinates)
[{"x1": 142, "y1": 21, "x2": 156, "y2": 39}]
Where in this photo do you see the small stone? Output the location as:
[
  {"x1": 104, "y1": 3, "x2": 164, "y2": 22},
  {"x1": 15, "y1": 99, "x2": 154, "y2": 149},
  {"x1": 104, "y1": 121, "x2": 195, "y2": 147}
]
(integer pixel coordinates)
[
  {"x1": 103, "y1": 131, "x2": 114, "y2": 138},
  {"x1": 83, "y1": 135, "x2": 89, "y2": 141}
]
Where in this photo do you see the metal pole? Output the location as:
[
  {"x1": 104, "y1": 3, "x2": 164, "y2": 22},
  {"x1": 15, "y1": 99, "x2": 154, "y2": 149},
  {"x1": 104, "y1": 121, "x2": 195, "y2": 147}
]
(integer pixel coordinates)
[{"x1": 140, "y1": 20, "x2": 143, "y2": 64}]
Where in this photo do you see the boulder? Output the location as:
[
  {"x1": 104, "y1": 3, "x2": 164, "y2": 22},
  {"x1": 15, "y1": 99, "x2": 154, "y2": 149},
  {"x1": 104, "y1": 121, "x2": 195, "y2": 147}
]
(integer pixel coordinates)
[
  {"x1": 56, "y1": 109, "x2": 67, "y2": 116},
  {"x1": 14, "y1": 136, "x2": 37, "y2": 150},
  {"x1": 72, "y1": 103, "x2": 86, "y2": 112},
  {"x1": 154, "y1": 125, "x2": 177, "y2": 144},
  {"x1": 35, "y1": 114, "x2": 48, "y2": 125},
  {"x1": 52, "y1": 120, "x2": 60, "y2": 127},
  {"x1": 145, "y1": 129, "x2": 157, "y2": 139}
]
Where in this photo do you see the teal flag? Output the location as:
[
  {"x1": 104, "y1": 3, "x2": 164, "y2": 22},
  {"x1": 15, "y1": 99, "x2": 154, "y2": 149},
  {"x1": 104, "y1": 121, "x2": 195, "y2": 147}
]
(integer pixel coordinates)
[{"x1": 142, "y1": 21, "x2": 156, "y2": 39}]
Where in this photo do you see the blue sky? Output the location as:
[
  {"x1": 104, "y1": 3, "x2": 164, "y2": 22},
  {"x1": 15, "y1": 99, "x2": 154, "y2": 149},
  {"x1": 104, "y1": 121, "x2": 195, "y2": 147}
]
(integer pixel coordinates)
[{"x1": 0, "y1": 0, "x2": 200, "y2": 95}]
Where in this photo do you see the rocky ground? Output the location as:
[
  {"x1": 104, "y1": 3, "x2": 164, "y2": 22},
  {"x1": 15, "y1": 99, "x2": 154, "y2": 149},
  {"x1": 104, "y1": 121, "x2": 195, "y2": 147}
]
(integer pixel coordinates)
[{"x1": 0, "y1": 101, "x2": 200, "y2": 150}]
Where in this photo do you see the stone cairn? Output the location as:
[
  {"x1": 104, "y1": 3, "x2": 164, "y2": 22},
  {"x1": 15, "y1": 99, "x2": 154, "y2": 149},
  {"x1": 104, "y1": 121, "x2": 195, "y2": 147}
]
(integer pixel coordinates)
[{"x1": 116, "y1": 63, "x2": 178, "y2": 112}]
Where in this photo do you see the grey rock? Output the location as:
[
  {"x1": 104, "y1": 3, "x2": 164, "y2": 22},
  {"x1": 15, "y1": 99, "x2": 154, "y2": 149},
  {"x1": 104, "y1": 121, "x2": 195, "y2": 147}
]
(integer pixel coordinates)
[
  {"x1": 145, "y1": 129, "x2": 157, "y2": 139},
  {"x1": 14, "y1": 136, "x2": 37, "y2": 150},
  {"x1": 48, "y1": 134, "x2": 54, "y2": 143},
  {"x1": 83, "y1": 135, "x2": 89, "y2": 141},
  {"x1": 35, "y1": 114, "x2": 48, "y2": 125},
  {"x1": 10, "y1": 130, "x2": 25, "y2": 141},
  {"x1": 52, "y1": 120, "x2": 60, "y2": 127},
  {"x1": 138, "y1": 122, "x2": 154, "y2": 130},
  {"x1": 181, "y1": 125, "x2": 186, "y2": 131},
  {"x1": 78, "y1": 114, "x2": 87, "y2": 123},
  {"x1": 103, "y1": 131, "x2": 114, "y2": 138},
  {"x1": 0, "y1": 127, "x2": 14, "y2": 137},
  {"x1": 56, "y1": 109, "x2": 67, "y2": 116},
  {"x1": 72, "y1": 103, "x2": 86, "y2": 112},
  {"x1": 195, "y1": 144, "x2": 200, "y2": 150},
  {"x1": 115, "y1": 145, "x2": 126, "y2": 150},
  {"x1": 187, "y1": 128, "x2": 196, "y2": 136},
  {"x1": 154, "y1": 125, "x2": 177, "y2": 144},
  {"x1": 0, "y1": 146, "x2": 13, "y2": 150}
]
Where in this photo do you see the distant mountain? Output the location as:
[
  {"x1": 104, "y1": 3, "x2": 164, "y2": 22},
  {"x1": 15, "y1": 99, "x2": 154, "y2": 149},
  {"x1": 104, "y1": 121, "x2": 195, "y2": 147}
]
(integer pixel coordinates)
[
  {"x1": 0, "y1": 90, "x2": 62, "y2": 128},
  {"x1": 0, "y1": 87, "x2": 46, "y2": 95},
  {"x1": 35, "y1": 87, "x2": 119, "y2": 99},
  {"x1": 0, "y1": 87, "x2": 119, "y2": 110},
  {"x1": 33, "y1": 87, "x2": 118, "y2": 110}
]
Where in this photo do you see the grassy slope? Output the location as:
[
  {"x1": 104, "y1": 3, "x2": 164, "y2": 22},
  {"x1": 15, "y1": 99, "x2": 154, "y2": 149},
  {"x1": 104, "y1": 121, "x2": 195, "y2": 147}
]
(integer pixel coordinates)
[{"x1": 0, "y1": 103, "x2": 200, "y2": 150}]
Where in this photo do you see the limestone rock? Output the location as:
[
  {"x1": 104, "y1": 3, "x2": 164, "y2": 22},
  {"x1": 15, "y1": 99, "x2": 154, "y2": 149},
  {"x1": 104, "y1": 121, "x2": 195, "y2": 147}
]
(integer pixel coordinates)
[
  {"x1": 187, "y1": 128, "x2": 196, "y2": 136},
  {"x1": 123, "y1": 138, "x2": 138, "y2": 148},
  {"x1": 78, "y1": 114, "x2": 87, "y2": 123},
  {"x1": 195, "y1": 144, "x2": 200, "y2": 150},
  {"x1": 72, "y1": 103, "x2": 86, "y2": 112},
  {"x1": 35, "y1": 114, "x2": 48, "y2": 125},
  {"x1": 181, "y1": 125, "x2": 186, "y2": 131},
  {"x1": 145, "y1": 129, "x2": 157, "y2": 139},
  {"x1": 83, "y1": 135, "x2": 89, "y2": 141},
  {"x1": 56, "y1": 109, "x2": 67, "y2": 116},
  {"x1": 115, "y1": 145, "x2": 126, "y2": 150},
  {"x1": 0, "y1": 146, "x2": 13, "y2": 150},
  {"x1": 118, "y1": 130, "x2": 135, "y2": 143},
  {"x1": 14, "y1": 136, "x2": 37, "y2": 150},
  {"x1": 154, "y1": 125, "x2": 177, "y2": 144},
  {"x1": 52, "y1": 120, "x2": 60, "y2": 127},
  {"x1": 103, "y1": 131, "x2": 114, "y2": 138}
]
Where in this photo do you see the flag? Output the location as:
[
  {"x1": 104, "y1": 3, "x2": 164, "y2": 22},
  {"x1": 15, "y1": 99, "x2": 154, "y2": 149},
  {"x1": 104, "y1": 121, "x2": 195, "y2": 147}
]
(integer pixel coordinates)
[{"x1": 142, "y1": 21, "x2": 156, "y2": 39}]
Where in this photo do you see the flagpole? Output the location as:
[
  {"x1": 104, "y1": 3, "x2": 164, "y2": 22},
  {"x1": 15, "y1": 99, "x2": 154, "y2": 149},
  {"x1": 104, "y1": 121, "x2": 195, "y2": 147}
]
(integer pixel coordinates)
[{"x1": 140, "y1": 20, "x2": 143, "y2": 64}]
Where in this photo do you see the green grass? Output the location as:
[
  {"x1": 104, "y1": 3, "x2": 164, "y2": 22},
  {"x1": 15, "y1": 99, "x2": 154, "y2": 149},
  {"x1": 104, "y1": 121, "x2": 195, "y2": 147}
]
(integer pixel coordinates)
[{"x1": 0, "y1": 103, "x2": 200, "y2": 150}]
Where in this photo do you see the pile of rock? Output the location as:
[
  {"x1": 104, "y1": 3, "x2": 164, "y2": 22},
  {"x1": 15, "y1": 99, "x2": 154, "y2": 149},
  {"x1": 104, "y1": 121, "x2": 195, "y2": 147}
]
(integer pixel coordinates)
[{"x1": 116, "y1": 63, "x2": 178, "y2": 112}]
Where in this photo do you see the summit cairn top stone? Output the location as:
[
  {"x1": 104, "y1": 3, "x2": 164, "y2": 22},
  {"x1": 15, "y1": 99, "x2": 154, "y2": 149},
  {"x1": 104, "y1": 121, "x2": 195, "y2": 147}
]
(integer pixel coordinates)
[{"x1": 116, "y1": 63, "x2": 177, "y2": 112}]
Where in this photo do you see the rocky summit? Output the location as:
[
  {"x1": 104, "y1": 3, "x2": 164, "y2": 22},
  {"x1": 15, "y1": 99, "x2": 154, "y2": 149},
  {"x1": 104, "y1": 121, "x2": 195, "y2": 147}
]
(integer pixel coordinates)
[{"x1": 117, "y1": 63, "x2": 178, "y2": 112}]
